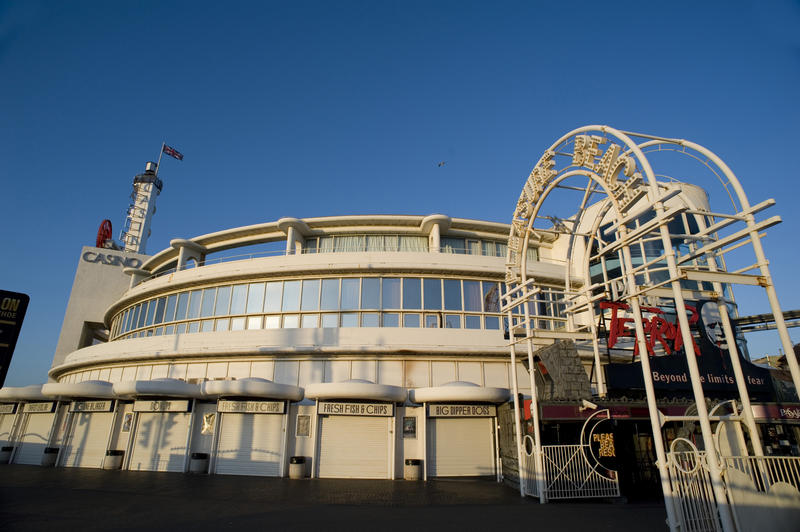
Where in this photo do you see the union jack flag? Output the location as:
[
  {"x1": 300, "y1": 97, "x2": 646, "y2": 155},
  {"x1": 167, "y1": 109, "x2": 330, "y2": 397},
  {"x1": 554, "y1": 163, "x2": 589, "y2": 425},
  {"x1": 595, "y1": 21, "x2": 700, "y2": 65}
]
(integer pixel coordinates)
[{"x1": 162, "y1": 144, "x2": 184, "y2": 160}]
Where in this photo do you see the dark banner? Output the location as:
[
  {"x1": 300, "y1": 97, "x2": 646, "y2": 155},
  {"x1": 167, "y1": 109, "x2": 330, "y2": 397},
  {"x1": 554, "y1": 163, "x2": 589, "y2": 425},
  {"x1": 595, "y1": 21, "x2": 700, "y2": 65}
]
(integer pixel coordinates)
[
  {"x1": 0, "y1": 290, "x2": 30, "y2": 387},
  {"x1": 603, "y1": 300, "x2": 774, "y2": 399}
]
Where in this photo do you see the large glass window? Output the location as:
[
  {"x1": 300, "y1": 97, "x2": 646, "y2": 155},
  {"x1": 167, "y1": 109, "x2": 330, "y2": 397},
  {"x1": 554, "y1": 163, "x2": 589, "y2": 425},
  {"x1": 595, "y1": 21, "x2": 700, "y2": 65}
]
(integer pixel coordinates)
[
  {"x1": 403, "y1": 314, "x2": 420, "y2": 327},
  {"x1": 247, "y1": 283, "x2": 265, "y2": 313},
  {"x1": 164, "y1": 295, "x2": 177, "y2": 323},
  {"x1": 215, "y1": 286, "x2": 231, "y2": 316},
  {"x1": 441, "y1": 237, "x2": 465, "y2": 254},
  {"x1": 265, "y1": 282, "x2": 282, "y2": 311},
  {"x1": 403, "y1": 278, "x2": 421, "y2": 309},
  {"x1": 282, "y1": 281, "x2": 301, "y2": 311},
  {"x1": 176, "y1": 292, "x2": 190, "y2": 320},
  {"x1": 301, "y1": 279, "x2": 320, "y2": 310},
  {"x1": 424, "y1": 278, "x2": 441, "y2": 310},
  {"x1": 321, "y1": 279, "x2": 339, "y2": 310},
  {"x1": 130, "y1": 306, "x2": 140, "y2": 331},
  {"x1": 200, "y1": 288, "x2": 216, "y2": 317},
  {"x1": 112, "y1": 274, "x2": 515, "y2": 339},
  {"x1": 187, "y1": 290, "x2": 202, "y2": 319},
  {"x1": 443, "y1": 279, "x2": 462, "y2": 310},
  {"x1": 230, "y1": 285, "x2": 247, "y2": 315},
  {"x1": 483, "y1": 282, "x2": 500, "y2": 313},
  {"x1": 445, "y1": 314, "x2": 461, "y2": 328},
  {"x1": 382, "y1": 278, "x2": 401, "y2": 309},
  {"x1": 341, "y1": 278, "x2": 359, "y2": 310},
  {"x1": 154, "y1": 297, "x2": 166, "y2": 325},
  {"x1": 463, "y1": 281, "x2": 481, "y2": 312},
  {"x1": 321, "y1": 313, "x2": 338, "y2": 327},
  {"x1": 361, "y1": 278, "x2": 380, "y2": 309}
]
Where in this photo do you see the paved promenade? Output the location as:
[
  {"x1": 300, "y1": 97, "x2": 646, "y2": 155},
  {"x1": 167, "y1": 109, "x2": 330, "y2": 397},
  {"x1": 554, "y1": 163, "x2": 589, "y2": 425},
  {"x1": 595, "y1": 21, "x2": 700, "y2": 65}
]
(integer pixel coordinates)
[{"x1": 0, "y1": 466, "x2": 667, "y2": 531}]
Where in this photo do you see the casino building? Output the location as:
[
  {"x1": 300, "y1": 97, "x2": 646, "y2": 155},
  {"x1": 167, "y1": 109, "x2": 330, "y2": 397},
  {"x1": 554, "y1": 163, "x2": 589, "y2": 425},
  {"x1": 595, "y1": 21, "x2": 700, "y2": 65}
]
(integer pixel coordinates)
[{"x1": 0, "y1": 210, "x2": 560, "y2": 479}]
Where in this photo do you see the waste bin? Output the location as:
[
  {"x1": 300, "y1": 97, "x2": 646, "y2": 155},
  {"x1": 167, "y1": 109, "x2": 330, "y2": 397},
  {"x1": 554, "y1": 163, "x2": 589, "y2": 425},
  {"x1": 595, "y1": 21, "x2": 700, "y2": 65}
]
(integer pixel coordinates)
[
  {"x1": 0, "y1": 446, "x2": 13, "y2": 464},
  {"x1": 289, "y1": 456, "x2": 306, "y2": 479},
  {"x1": 189, "y1": 452, "x2": 209, "y2": 474},
  {"x1": 41, "y1": 447, "x2": 59, "y2": 467},
  {"x1": 404, "y1": 458, "x2": 422, "y2": 480},
  {"x1": 103, "y1": 450, "x2": 124, "y2": 470}
]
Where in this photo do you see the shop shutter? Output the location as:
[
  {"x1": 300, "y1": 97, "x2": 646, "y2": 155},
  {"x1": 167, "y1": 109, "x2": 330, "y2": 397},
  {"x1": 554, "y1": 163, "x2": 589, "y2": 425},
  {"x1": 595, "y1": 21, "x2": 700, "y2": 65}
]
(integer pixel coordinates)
[
  {"x1": 61, "y1": 412, "x2": 114, "y2": 468},
  {"x1": 318, "y1": 416, "x2": 389, "y2": 479},
  {"x1": 129, "y1": 412, "x2": 191, "y2": 472},
  {"x1": 427, "y1": 417, "x2": 494, "y2": 477},
  {"x1": 215, "y1": 413, "x2": 284, "y2": 476},
  {"x1": 14, "y1": 413, "x2": 55, "y2": 465}
]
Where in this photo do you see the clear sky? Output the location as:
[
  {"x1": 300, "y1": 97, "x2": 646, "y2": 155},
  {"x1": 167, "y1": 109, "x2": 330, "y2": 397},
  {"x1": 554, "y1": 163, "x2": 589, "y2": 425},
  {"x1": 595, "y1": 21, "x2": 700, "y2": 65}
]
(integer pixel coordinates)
[{"x1": 2, "y1": 1, "x2": 799, "y2": 386}]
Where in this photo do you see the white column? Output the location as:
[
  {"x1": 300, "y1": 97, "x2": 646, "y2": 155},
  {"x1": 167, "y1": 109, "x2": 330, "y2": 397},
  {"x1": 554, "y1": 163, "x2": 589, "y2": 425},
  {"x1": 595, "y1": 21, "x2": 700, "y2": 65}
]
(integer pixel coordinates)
[
  {"x1": 285, "y1": 226, "x2": 296, "y2": 255},
  {"x1": 430, "y1": 223, "x2": 441, "y2": 253}
]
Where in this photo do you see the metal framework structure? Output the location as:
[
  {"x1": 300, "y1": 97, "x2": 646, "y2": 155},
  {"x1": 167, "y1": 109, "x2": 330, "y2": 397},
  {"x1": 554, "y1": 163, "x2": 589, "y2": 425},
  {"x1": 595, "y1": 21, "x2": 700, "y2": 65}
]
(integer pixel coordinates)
[{"x1": 504, "y1": 125, "x2": 800, "y2": 530}]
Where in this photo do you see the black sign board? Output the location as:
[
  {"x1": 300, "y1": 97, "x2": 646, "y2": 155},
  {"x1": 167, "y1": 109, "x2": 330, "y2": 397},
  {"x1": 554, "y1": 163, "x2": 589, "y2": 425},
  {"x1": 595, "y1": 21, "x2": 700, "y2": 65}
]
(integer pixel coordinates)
[
  {"x1": 0, "y1": 290, "x2": 30, "y2": 387},
  {"x1": 604, "y1": 300, "x2": 774, "y2": 399}
]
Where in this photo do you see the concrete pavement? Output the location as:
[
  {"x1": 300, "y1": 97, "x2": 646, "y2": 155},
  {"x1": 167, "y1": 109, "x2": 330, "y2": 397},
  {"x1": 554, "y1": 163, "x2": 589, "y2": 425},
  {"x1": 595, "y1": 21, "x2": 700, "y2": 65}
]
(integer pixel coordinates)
[{"x1": 0, "y1": 465, "x2": 668, "y2": 531}]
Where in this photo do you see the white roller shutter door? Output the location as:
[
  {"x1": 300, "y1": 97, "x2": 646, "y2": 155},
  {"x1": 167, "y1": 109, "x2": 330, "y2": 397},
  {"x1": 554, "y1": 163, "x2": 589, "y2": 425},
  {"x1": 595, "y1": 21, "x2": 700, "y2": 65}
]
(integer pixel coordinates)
[
  {"x1": 0, "y1": 414, "x2": 15, "y2": 447},
  {"x1": 129, "y1": 412, "x2": 191, "y2": 472},
  {"x1": 318, "y1": 416, "x2": 389, "y2": 479},
  {"x1": 14, "y1": 414, "x2": 55, "y2": 465},
  {"x1": 61, "y1": 412, "x2": 115, "y2": 468},
  {"x1": 215, "y1": 413, "x2": 284, "y2": 476},
  {"x1": 428, "y1": 417, "x2": 494, "y2": 477}
]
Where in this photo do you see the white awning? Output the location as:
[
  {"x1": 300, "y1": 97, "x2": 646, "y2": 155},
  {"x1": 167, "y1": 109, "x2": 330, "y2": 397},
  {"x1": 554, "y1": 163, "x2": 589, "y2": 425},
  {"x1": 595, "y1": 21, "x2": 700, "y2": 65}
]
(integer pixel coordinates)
[
  {"x1": 409, "y1": 381, "x2": 510, "y2": 404},
  {"x1": 305, "y1": 380, "x2": 407, "y2": 402},
  {"x1": 41, "y1": 380, "x2": 115, "y2": 400},
  {"x1": 113, "y1": 378, "x2": 202, "y2": 398},
  {"x1": 201, "y1": 378, "x2": 303, "y2": 401},
  {"x1": 0, "y1": 384, "x2": 48, "y2": 402}
]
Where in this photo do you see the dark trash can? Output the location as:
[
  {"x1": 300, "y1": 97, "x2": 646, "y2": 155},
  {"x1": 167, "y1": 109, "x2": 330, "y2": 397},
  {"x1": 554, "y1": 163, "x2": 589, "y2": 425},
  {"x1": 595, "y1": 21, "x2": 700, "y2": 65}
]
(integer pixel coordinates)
[
  {"x1": 41, "y1": 447, "x2": 59, "y2": 467},
  {"x1": 189, "y1": 452, "x2": 209, "y2": 474},
  {"x1": 0, "y1": 446, "x2": 13, "y2": 464},
  {"x1": 103, "y1": 449, "x2": 124, "y2": 470},
  {"x1": 289, "y1": 456, "x2": 306, "y2": 479},
  {"x1": 404, "y1": 458, "x2": 422, "y2": 480}
]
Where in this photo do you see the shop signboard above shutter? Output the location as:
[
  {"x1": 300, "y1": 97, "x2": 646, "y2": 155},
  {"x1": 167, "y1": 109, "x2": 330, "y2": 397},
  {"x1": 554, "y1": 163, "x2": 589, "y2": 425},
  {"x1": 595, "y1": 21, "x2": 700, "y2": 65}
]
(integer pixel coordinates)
[
  {"x1": 428, "y1": 404, "x2": 496, "y2": 417},
  {"x1": 317, "y1": 401, "x2": 394, "y2": 417},
  {"x1": 133, "y1": 400, "x2": 191, "y2": 413},
  {"x1": 217, "y1": 400, "x2": 285, "y2": 414}
]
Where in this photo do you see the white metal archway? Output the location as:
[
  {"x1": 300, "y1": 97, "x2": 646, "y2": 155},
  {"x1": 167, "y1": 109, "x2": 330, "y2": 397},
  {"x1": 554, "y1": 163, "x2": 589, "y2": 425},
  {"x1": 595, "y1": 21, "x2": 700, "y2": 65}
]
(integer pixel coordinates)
[{"x1": 505, "y1": 125, "x2": 800, "y2": 531}]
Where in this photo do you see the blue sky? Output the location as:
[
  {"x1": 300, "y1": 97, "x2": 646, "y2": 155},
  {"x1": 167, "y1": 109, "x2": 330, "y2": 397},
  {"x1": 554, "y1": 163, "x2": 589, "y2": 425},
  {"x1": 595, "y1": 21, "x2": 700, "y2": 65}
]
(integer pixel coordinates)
[{"x1": 2, "y1": 1, "x2": 799, "y2": 386}]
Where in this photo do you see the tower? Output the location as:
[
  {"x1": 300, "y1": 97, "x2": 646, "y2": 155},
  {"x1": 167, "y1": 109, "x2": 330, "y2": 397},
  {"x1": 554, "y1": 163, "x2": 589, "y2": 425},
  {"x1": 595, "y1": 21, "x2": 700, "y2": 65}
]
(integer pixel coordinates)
[{"x1": 119, "y1": 161, "x2": 163, "y2": 254}]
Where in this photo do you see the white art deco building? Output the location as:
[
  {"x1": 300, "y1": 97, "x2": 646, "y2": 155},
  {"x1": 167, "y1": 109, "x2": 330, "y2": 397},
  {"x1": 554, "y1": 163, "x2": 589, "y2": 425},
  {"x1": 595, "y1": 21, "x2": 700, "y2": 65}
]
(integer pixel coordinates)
[{"x1": 1, "y1": 213, "x2": 563, "y2": 479}]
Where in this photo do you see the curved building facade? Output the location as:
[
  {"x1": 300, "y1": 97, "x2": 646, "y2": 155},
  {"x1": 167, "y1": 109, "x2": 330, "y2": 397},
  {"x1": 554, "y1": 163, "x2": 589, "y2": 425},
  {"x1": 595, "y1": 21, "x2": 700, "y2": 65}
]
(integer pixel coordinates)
[{"x1": 2, "y1": 214, "x2": 569, "y2": 479}]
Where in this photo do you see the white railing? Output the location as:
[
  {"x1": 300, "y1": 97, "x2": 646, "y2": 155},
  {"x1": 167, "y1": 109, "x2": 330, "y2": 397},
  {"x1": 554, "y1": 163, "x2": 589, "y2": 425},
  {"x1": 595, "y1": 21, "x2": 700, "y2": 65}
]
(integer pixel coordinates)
[
  {"x1": 666, "y1": 452, "x2": 800, "y2": 532},
  {"x1": 541, "y1": 444, "x2": 620, "y2": 499},
  {"x1": 722, "y1": 454, "x2": 800, "y2": 493}
]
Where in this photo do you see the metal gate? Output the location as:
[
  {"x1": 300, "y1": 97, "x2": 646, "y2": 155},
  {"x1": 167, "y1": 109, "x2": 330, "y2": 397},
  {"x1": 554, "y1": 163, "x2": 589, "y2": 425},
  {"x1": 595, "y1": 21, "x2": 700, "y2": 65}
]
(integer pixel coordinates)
[
  {"x1": 520, "y1": 439, "x2": 620, "y2": 499},
  {"x1": 666, "y1": 450, "x2": 722, "y2": 532},
  {"x1": 665, "y1": 442, "x2": 800, "y2": 532},
  {"x1": 541, "y1": 444, "x2": 621, "y2": 499}
]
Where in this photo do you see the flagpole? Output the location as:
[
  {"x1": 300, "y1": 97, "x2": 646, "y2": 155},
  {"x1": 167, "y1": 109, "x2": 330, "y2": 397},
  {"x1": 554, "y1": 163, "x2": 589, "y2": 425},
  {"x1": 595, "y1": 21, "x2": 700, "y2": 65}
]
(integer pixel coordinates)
[{"x1": 155, "y1": 142, "x2": 165, "y2": 177}]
